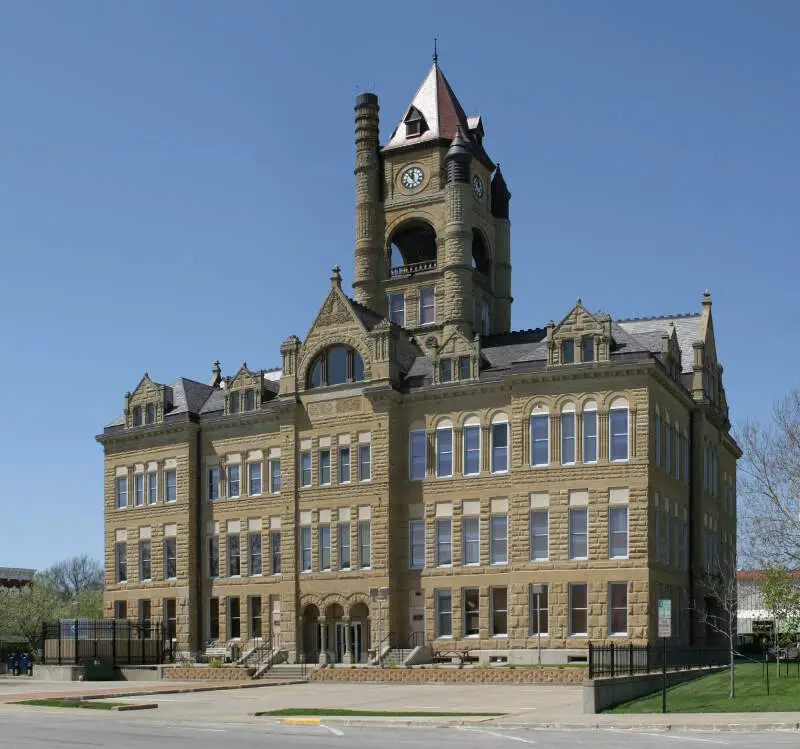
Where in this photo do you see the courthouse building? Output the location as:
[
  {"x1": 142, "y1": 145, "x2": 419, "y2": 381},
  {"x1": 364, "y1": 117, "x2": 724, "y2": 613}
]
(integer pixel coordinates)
[{"x1": 98, "y1": 60, "x2": 740, "y2": 664}]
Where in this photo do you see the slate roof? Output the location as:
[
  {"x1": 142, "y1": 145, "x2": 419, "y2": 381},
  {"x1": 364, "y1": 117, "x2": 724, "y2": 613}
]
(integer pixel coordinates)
[{"x1": 617, "y1": 314, "x2": 701, "y2": 373}]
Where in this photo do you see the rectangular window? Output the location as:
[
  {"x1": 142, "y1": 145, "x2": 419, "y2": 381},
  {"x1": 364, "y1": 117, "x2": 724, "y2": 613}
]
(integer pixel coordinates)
[
  {"x1": 655, "y1": 507, "x2": 661, "y2": 561},
  {"x1": 683, "y1": 436, "x2": 689, "y2": 484},
  {"x1": 435, "y1": 589, "x2": 452, "y2": 638},
  {"x1": 300, "y1": 452, "x2": 311, "y2": 488},
  {"x1": 561, "y1": 412, "x2": 575, "y2": 464},
  {"x1": 338, "y1": 521, "x2": 351, "y2": 570},
  {"x1": 207, "y1": 536, "x2": 219, "y2": 578},
  {"x1": 338, "y1": 447, "x2": 351, "y2": 483},
  {"x1": 163, "y1": 599, "x2": 176, "y2": 639},
  {"x1": 269, "y1": 459, "x2": 281, "y2": 493},
  {"x1": 248, "y1": 531, "x2": 262, "y2": 576},
  {"x1": 299, "y1": 526, "x2": 311, "y2": 572},
  {"x1": 248, "y1": 461, "x2": 262, "y2": 496},
  {"x1": 436, "y1": 428, "x2": 453, "y2": 477},
  {"x1": 609, "y1": 583, "x2": 628, "y2": 635},
  {"x1": 462, "y1": 516, "x2": 480, "y2": 565},
  {"x1": 409, "y1": 430, "x2": 426, "y2": 480},
  {"x1": 114, "y1": 600, "x2": 127, "y2": 619},
  {"x1": 228, "y1": 596, "x2": 241, "y2": 639},
  {"x1": 318, "y1": 450, "x2": 331, "y2": 486},
  {"x1": 439, "y1": 358, "x2": 452, "y2": 383},
  {"x1": 388, "y1": 292, "x2": 405, "y2": 326},
  {"x1": 491, "y1": 422, "x2": 508, "y2": 473},
  {"x1": 491, "y1": 587, "x2": 508, "y2": 636},
  {"x1": 665, "y1": 507, "x2": 671, "y2": 566},
  {"x1": 270, "y1": 530, "x2": 281, "y2": 575},
  {"x1": 358, "y1": 444, "x2": 371, "y2": 482},
  {"x1": 409, "y1": 520, "x2": 425, "y2": 569},
  {"x1": 581, "y1": 336, "x2": 594, "y2": 362},
  {"x1": 665, "y1": 424, "x2": 671, "y2": 475},
  {"x1": 531, "y1": 414, "x2": 549, "y2": 466},
  {"x1": 134, "y1": 474, "x2": 144, "y2": 506},
  {"x1": 464, "y1": 588, "x2": 480, "y2": 636},
  {"x1": 435, "y1": 518, "x2": 452, "y2": 566},
  {"x1": 147, "y1": 471, "x2": 157, "y2": 504},
  {"x1": 227, "y1": 464, "x2": 241, "y2": 498},
  {"x1": 529, "y1": 509, "x2": 549, "y2": 561},
  {"x1": 490, "y1": 514, "x2": 508, "y2": 564},
  {"x1": 207, "y1": 466, "x2": 219, "y2": 501},
  {"x1": 164, "y1": 469, "x2": 177, "y2": 502},
  {"x1": 569, "y1": 507, "x2": 588, "y2": 559},
  {"x1": 139, "y1": 599, "x2": 151, "y2": 627},
  {"x1": 463, "y1": 424, "x2": 480, "y2": 475},
  {"x1": 561, "y1": 339, "x2": 575, "y2": 363},
  {"x1": 358, "y1": 520, "x2": 371, "y2": 568},
  {"x1": 139, "y1": 540, "x2": 152, "y2": 581},
  {"x1": 582, "y1": 410, "x2": 597, "y2": 463},
  {"x1": 163, "y1": 538, "x2": 177, "y2": 580},
  {"x1": 227, "y1": 534, "x2": 241, "y2": 577},
  {"x1": 674, "y1": 513, "x2": 680, "y2": 568},
  {"x1": 609, "y1": 506, "x2": 628, "y2": 558},
  {"x1": 419, "y1": 286, "x2": 435, "y2": 325},
  {"x1": 529, "y1": 584, "x2": 549, "y2": 635},
  {"x1": 115, "y1": 542, "x2": 127, "y2": 583},
  {"x1": 248, "y1": 596, "x2": 262, "y2": 638},
  {"x1": 145, "y1": 403, "x2": 156, "y2": 424},
  {"x1": 458, "y1": 355, "x2": 471, "y2": 380},
  {"x1": 319, "y1": 524, "x2": 331, "y2": 571},
  {"x1": 244, "y1": 388, "x2": 255, "y2": 412},
  {"x1": 569, "y1": 583, "x2": 588, "y2": 635},
  {"x1": 116, "y1": 476, "x2": 128, "y2": 509},
  {"x1": 609, "y1": 408, "x2": 629, "y2": 461},
  {"x1": 132, "y1": 405, "x2": 142, "y2": 426},
  {"x1": 674, "y1": 427, "x2": 681, "y2": 479},
  {"x1": 655, "y1": 413, "x2": 662, "y2": 467},
  {"x1": 230, "y1": 391, "x2": 240, "y2": 414}
]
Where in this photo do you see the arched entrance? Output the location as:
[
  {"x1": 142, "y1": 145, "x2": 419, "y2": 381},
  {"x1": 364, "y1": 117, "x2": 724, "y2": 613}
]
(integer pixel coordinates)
[
  {"x1": 324, "y1": 603, "x2": 345, "y2": 664},
  {"x1": 300, "y1": 604, "x2": 319, "y2": 664},
  {"x1": 348, "y1": 602, "x2": 370, "y2": 665}
]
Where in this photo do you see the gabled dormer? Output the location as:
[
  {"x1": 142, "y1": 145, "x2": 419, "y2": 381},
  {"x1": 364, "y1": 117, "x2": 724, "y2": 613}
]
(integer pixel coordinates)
[
  {"x1": 124, "y1": 373, "x2": 173, "y2": 428},
  {"x1": 660, "y1": 322, "x2": 683, "y2": 382},
  {"x1": 224, "y1": 363, "x2": 270, "y2": 415},
  {"x1": 431, "y1": 327, "x2": 480, "y2": 384},
  {"x1": 546, "y1": 300, "x2": 612, "y2": 365}
]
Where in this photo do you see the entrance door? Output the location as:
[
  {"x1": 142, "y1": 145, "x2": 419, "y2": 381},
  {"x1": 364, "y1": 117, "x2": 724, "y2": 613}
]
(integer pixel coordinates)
[
  {"x1": 410, "y1": 605, "x2": 425, "y2": 646},
  {"x1": 350, "y1": 622, "x2": 362, "y2": 664},
  {"x1": 269, "y1": 596, "x2": 281, "y2": 647},
  {"x1": 335, "y1": 623, "x2": 347, "y2": 663}
]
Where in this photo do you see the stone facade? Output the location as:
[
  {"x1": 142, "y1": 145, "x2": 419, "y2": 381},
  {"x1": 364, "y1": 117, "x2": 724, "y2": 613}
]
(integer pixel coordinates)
[{"x1": 98, "y1": 61, "x2": 739, "y2": 663}]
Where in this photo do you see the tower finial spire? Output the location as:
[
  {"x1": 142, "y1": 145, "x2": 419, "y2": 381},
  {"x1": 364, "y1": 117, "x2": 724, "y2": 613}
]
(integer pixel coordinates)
[{"x1": 433, "y1": 37, "x2": 438, "y2": 65}]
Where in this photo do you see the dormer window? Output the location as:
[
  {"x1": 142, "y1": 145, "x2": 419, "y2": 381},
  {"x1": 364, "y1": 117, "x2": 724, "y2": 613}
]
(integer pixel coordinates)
[
  {"x1": 440, "y1": 359, "x2": 452, "y2": 383},
  {"x1": 244, "y1": 388, "x2": 255, "y2": 412},
  {"x1": 230, "y1": 391, "x2": 240, "y2": 414},
  {"x1": 581, "y1": 336, "x2": 595, "y2": 363},
  {"x1": 145, "y1": 404, "x2": 156, "y2": 424},
  {"x1": 132, "y1": 406, "x2": 143, "y2": 427},
  {"x1": 561, "y1": 339, "x2": 575, "y2": 364},
  {"x1": 403, "y1": 106, "x2": 427, "y2": 139},
  {"x1": 307, "y1": 346, "x2": 365, "y2": 389}
]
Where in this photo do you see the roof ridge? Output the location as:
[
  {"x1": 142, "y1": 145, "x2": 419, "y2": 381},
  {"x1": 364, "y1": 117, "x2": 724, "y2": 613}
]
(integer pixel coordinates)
[{"x1": 617, "y1": 312, "x2": 700, "y2": 323}]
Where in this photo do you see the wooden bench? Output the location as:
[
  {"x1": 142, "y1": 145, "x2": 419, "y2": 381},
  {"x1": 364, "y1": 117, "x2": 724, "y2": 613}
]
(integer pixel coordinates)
[{"x1": 432, "y1": 648, "x2": 478, "y2": 665}]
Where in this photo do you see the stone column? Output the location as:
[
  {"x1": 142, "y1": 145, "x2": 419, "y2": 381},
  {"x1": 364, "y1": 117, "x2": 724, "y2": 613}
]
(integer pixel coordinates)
[
  {"x1": 342, "y1": 617, "x2": 352, "y2": 664},
  {"x1": 295, "y1": 615, "x2": 304, "y2": 665},
  {"x1": 318, "y1": 618, "x2": 328, "y2": 664}
]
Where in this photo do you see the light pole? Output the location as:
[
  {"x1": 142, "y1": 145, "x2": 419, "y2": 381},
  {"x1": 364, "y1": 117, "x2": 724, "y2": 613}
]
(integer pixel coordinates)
[
  {"x1": 370, "y1": 587, "x2": 389, "y2": 667},
  {"x1": 532, "y1": 584, "x2": 546, "y2": 666}
]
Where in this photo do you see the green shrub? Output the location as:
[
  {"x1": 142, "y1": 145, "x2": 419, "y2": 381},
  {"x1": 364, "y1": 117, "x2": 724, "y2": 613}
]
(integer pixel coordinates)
[{"x1": 209, "y1": 658, "x2": 223, "y2": 668}]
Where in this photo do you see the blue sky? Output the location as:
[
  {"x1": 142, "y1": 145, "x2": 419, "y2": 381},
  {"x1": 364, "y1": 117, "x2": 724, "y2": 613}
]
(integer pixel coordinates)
[{"x1": 1, "y1": 1, "x2": 797, "y2": 568}]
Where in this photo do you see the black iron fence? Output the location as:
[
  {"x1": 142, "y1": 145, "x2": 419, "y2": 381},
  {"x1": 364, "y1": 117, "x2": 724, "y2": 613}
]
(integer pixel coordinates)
[
  {"x1": 41, "y1": 619, "x2": 172, "y2": 666},
  {"x1": 588, "y1": 642, "x2": 730, "y2": 679}
]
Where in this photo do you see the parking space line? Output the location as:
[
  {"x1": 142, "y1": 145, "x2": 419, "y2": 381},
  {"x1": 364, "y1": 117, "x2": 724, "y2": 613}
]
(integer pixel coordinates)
[
  {"x1": 321, "y1": 723, "x2": 344, "y2": 736},
  {"x1": 457, "y1": 726, "x2": 536, "y2": 744}
]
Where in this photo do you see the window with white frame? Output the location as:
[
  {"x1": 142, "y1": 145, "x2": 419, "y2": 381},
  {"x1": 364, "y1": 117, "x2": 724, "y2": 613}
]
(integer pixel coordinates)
[
  {"x1": 207, "y1": 466, "x2": 219, "y2": 501},
  {"x1": 609, "y1": 506, "x2": 628, "y2": 559},
  {"x1": 388, "y1": 292, "x2": 405, "y2": 326},
  {"x1": 436, "y1": 421, "x2": 453, "y2": 477},
  {"x1": 269, "y1": 459, "x2": 281, "y2": 493},
  {"x1": 419, "y1": 286, "x2": 435, "y2": 325},
  {"x1": 579, "y1": 403, "x2": 596, "y2": 464},
  {"x1": 248, "y1": 461, "x2": 262, "y2": 496},
  {"x1": 529, "y1": 584, "x2": 549, "y2": 634},
  {"x1": 569, "y1": 583, "x2": 588, "y2": 635},
  {"x1": 358, "y1": 519, "x2": 371, "y2": 568},
  {"x1": 358, "y1": 443, "x2": 371, "y2": 482},
  {"x1": 139, "y1": 539, "x2": 152, "y2": 580},
  {"x1": 116, "y1": 475, "x2": 128, "y2": 509},
  {"x1": 458, "y1": 355, "x2": 471, "y2": 380},
  {"x1": 490, "y1": 513, "x2": 508, "y2": 564},
  {"x1": 561, "y1": 406, "x2": 576, "y2": 465},
  {"x1": 569, "y1": 506, "x2": 588, "y2": 559},
  {"x1": 338, "y1": 520, "x2": 351, "y2": 570},
  {"x1": 299, "y1": 525, "x2": 311, "y2": 572},
  {"x1": 462, "y1": 515, "x2": 480, "y2": 565},
  {"x1": 163, "y1": 537, "x2": 177, "y2": 579},
  {"x1": 463, "y1": 588, "x2": 480, "y2": 636},
  {"x1": 529, "y1": 508, "x2": 549, "y2": 561},
  {"x1": 491, "y1": 587, "x2": 508, "y2": 636},
  {"x1": 609, "y1": 398, "x2": 629, "y2": 461},
  {"x1": 227, "y1": 464, "x2": 241, "y2": 498},
  {"x1": 338, "y1": 446, "x2": 350, "y2": 483},
  {"x1": 299, "y1": 452, "x2": 311, "y2": 488},
  {"x1": 270, "y1": 530, "x2": 281, "y2": 575},
  {"x1": 164, "y1": 469, "x2": 177, "y2": 502},
  {"x1": 531, "y1": 410, "x2": 549, "y2": 466},
  {"x1": 435, "y1": 517, "x2": 452, "y2": 566},
  {"x1": 608, "y1": 582, "x2": 628, "y2": 635},
  {"x1": 115, "y1": 541, "x2": 127, "y2": 583},
  {"x1": 318, "y1": 524, "x2": 331, "y2": 571},
  {"x1": 318, "y1": 449, "x2": 331, "y2": 486},
  {"x1": 227, "y1": 534, "x2": 241, "y2": 576},
  {"x1": 490, "y1": 415, "x2": 508, "y2": 473},
  {"x1": 134, "y1": 474, "x2": 144, "y2": 506},
  {"x1": 435, "y1": 589, "x2": 452, "y2": 637},
  {"x1": 463, "y1": 419, "x2": 481, "y2": 475},
  {"x1": 147, "y1": 471, "x2": 157, "y2": 504},
  {"x1": 207, "y1": 535, "x2": 219, "y2": 578},
  {"x1": 248, "y1": 531, "x2": 262, "y2": 576},
  {"x1": 409, "y1": 520, "x2": 425, "y2": 569},
  {"x1": 409, "y1": 428, "x2": 427, "y2": 480}
]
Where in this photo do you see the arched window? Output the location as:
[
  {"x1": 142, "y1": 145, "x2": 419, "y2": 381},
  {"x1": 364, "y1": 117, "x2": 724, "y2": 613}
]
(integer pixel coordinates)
[
  {"x1": 435, "y1": 418, "x2": 454, "y2": 478},
  {"x1": 462, "y1": 415, "x2": 481, "y2": 476},
  {"x1": 530, "y1": 406, "x2": 550, "y2": 467},
  {"x1": 307, "y1": 346, "x2": 365, "y2": 389},
  {"x1": 472, "y1": 229, "x2": 490, "y2": 276},
  {"x1": 388, "y1": 220, "x2": 437, "y2": 267},
  {"x1": 490, "y1": 412, "x2": 509, "y2": 474},
  {"x1": 582, "y1": 400, "x2": 597, "y2": 463},
  {"x1": 560, "y1": 403, "x2": 576, "y2": 465},
  {"x1": 609, "y1": 397, "x2": 629, "y2": 462}
]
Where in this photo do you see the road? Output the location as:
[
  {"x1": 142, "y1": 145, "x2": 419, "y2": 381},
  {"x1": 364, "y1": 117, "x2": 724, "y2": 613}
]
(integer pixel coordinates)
[{"x1": 0, "y1": 711, "x2": 798, "y2": 749}]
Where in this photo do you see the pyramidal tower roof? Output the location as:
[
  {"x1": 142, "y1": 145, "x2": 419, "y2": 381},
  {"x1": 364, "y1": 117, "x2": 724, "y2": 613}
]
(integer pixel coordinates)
[{"x1": 383, "y1": 61, "x2": 471, "y2": 151}]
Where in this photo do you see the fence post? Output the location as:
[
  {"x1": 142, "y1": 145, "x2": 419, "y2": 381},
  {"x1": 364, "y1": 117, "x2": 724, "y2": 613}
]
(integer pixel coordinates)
[
  {"x1": 629, "y1": 643, "x2": 634, "y2": 676},
  {"x1": 111, "y1": 620, "x2": 117, "y2": 665},
  {"x1": 646, "y1": 643, "x2": 651, "y2": 674},
  {"x1": 74, "y1": 619, "x2": 79, "y2": 666},
  {"x1": 588, "y1": 642, "x2": 593, "y2": 679},
  {"x1": 610, "y1": 642, "x2": 615, "y2": 678},
  {"x1": 57, "y1": 623, "x2": 62, "y2": 666}
]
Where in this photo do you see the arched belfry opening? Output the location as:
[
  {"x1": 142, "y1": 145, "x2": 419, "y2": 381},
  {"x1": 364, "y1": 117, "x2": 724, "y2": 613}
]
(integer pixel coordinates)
[
  {"x1": 472, "y1": 229, "x2": 491, "y2": 277},
  {"x1": 388, "y1": 220, "x2": 437, "y2": 269}
]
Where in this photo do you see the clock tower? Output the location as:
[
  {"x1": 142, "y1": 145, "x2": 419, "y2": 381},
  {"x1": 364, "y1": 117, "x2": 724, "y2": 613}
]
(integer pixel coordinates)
[{"x1": 352, "y1": 59, "x2": 512, "y2": 345}]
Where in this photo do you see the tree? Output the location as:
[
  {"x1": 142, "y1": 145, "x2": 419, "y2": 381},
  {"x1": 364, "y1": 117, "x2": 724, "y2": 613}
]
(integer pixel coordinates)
[
  {"x1": 0, "y1": 580, "x2": 62, "y2": 649},
  {"x1": 738, "y1": 390, "x2": 800, "y2": 568},
  {"x1": 38, "y1": 554, "x2": 103, "y2": 604},
  {"x1": 761, "y1": 564, "x2": 800, "y2": 677}
]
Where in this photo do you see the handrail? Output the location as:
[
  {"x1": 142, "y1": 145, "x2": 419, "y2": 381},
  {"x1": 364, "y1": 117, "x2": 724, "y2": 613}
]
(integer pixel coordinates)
[{"x1": 389, "y1": 260, "x2": 437, "y2": 279}]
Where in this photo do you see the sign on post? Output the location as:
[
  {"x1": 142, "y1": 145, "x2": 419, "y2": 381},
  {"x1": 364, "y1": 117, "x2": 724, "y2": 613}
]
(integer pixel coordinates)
[{"x1": 658, "y1": 599, "x2": 672, "y2": 638}]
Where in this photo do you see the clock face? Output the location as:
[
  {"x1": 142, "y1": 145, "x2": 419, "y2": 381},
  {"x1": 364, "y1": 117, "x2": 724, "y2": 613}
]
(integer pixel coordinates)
[
  {"x1": 472, "y1": 174, "x2": 485, "y2": 199},
  {"x1": 401, "y1": 166, "x2": 424, "y2": 190}
]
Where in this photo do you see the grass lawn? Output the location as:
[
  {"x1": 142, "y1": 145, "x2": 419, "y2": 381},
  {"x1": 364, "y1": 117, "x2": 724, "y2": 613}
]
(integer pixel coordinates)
[
  {"x1": 256, "y1": 708, "x2": 503, "y2": 717},
  {"x1": 13, "y1": 699, "x2": 125, "y2": 710},
  {"x1": 608, "y1": 662, "x2": 800, "y2": 713}
]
